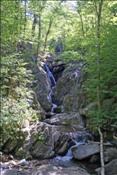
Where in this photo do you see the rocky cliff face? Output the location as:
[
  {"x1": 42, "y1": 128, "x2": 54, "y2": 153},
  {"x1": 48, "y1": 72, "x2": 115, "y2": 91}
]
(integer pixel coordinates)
[
  {"x1": 52, "y1": 64, "x2": 86, "y2": 112},
  {"x1": 34, "y1": 54, "x2": 87, "y2": 115}
]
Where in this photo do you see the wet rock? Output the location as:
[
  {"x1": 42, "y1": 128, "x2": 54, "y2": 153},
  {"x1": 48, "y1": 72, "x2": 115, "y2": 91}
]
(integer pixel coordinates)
[
  {"x1": 72, "y1": 143, "x2": 100, "y2": 160},
  {"x1": 0, "y1": 163, "x2": 10, "y2": 170}
]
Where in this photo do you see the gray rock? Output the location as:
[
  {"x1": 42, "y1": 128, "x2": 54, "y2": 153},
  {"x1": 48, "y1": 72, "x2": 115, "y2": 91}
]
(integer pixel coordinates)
[
  {"x1": 96, "y1": 159, "x2": 117, "y2": 175},
  {"x1": 34, "y1": 66, "x2": 52, "y2": 112},
  {"x1": 16, "y1": 119, "x2": 92, "y2": 159},
  {"x1": 31, "y1": 164, "x2": 91, "y2": 175},
  {"x1": 45, "y1": 112, "x2": 85, "y2": 131},
  {"x1": 72, "y1": 143, "x2": 100, "y2": 160},
  {"x1": 104, "y1": 148, "x2": 117, "y2": 163},
  {"x1": 0, "y1": 163, "x2": 10, "y2": 170},
  {"x1": 1, "y1": 169, "x2": 32, "y2": 175},
  {"x1": 18, "y1": 159, "x2": 30, "y2": 166},
  {"x1": 90, "y1": 154, "x2": 100, "y2": 163},
  {"x1": 52, "y1": 64, "x2": 86, "y2": 111}
]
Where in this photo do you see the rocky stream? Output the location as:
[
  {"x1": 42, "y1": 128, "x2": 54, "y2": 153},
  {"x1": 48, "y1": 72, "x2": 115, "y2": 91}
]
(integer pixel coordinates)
[{"x1": 1, "y1": 52, "x2": 117, "y2": 175}]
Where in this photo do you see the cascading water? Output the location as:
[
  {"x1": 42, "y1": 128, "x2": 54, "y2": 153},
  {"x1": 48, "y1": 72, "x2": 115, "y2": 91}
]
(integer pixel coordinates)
[
  {"x1": 45, "y1": 64, "x2": 57, "y2": 113},
  {"x1": 45, "y1": 65, "x2": 56, "y2": 86},
  {"x1": 56, "y1": 141, "x2": 85, "y2": 162},
  {"x1": 52, "y1": 131, "x2": 94, "y2": 166}
]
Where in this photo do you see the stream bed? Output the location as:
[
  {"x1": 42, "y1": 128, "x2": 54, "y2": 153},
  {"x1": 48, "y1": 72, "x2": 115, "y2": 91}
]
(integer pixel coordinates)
[{"x1": 0, "y1": 152, "x2": 100, "y2": 175}]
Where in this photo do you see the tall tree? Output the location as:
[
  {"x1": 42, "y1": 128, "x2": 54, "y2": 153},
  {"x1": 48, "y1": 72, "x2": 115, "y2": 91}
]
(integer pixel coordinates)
[
  {"x1": 44, "y1": 16, "x2": 53, "y2": 51},
  {"x1": 32, "y1": 14, "x2": 38, "y2": 38},
  {"x1": 93, "y1": 2, "x2": 105, "y2": 173},
  {"x1": 76, "y1": 0, "x2": 85, "y2": 36},
  {"x1": 24, "y1": 0, "x2": 27, "y2": 34}
]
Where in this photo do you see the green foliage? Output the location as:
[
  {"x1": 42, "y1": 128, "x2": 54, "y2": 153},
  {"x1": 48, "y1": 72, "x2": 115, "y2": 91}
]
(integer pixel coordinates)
[
  {"x1": 56, "y1": 51, "x2": 82, "y2": 63},
  {"x1": 87, "y1": 106, "x2": 117, "y2": 129},
  {"x1": 1, "y1": 0, "x2": 117, "y2": 139},
  {"x1": 36, "y1": 134, "x2": 44, "y2": 142},
  {"x1": 82, "y1": 1, "x2": 117, "y2": 130},
  {"x1": 1, "y1": 0, "x2": 23, "y2": 54},
  {"x1": 1, "y1": 54, "x2": 39, "y2": 142}
]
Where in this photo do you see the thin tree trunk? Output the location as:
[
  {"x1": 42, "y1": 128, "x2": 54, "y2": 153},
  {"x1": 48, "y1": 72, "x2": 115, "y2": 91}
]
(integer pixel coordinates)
[
  {"x1": 79, "y1": 11, "x2": 85, "y2": 36},
  {"x1": 77, "y1": 0, "x2": 85, "y2": 36},
  {"x1": 98, "y1": 127, "x2": 105, "y2": 175},
  {"x1": 44, "y1": 17, "x2": 53, "y2": 51},
  {"x1": 94, "y1": 1, "x2": 105, "y2": 175},
  {"x1": 20, "y1": 11, "x2": 23, "y2": 35},
  {"x1": 24, "y1": 0, "x2": 27, "y2": 33},
  {"x1": 36, "y1": 15, "x2": 41, "y2": 60},
  {"x1": 32, "y1": 14, "x2": 37, "y2": 38}
]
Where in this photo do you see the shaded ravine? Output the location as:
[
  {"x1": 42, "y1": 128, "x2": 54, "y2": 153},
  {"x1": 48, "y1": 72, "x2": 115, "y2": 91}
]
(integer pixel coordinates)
[{"x1": 42, "y1": 64, "x2": 99, "y2": 175}]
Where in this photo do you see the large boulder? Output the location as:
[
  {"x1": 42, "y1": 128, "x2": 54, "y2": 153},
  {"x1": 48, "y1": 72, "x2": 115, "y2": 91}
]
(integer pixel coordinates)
[
  {"x1": 16, "y1": 122, "x2": 57, "y2": 159},
  {"x1": 52, "y1": 64, "x2": 86, "y2": 112},
  {"x1": 33, "y1": 65, "x2": 52, "y2": 112},
  {"x1": 72, "y1": 143, "x2": 100, "y2": 160},
  {"x1": 45, "y1": 112, "x2": 85, "y2": 131}
]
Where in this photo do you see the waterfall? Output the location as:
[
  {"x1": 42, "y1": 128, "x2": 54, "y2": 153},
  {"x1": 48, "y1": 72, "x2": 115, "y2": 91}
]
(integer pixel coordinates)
[
  {"x1": 45, "y1": 64, "x2": 56, "y2": 86},
  {"x1": 45, "y1": 64, "x2": 57, "y2": 113},
  {"x1": 56, "y1": 141, "x2": 85, "y2": 162},
  {"x1": 53, "y1": 131, "x2": 93, "y2": 163}
]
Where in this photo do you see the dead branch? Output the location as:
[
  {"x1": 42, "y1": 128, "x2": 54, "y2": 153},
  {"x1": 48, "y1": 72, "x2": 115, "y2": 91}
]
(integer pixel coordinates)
[
  {"x1": 113, "y1": 134, "x2": 117, "y2": 140},
  {"x1": 88, "y1": 140, "x2": 113, "y2": 146}
]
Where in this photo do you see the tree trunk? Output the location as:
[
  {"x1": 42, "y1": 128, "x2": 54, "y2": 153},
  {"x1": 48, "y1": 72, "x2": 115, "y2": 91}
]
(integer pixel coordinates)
[
  {"x1": 98, "y1": 127, "x2": 105, "y2": 175},
  {"x1": 36, "y1": 15, "x2": 41, "y2": 60},
  {"x1": 94, "y1": 1, "x2": 105, "y2": 175},
  {"x1": 44, "y1": 17, "x2": 53, "y2": 51},
  {"x1": 77, "y1": 0, "x2": 85, "y2": 36},
  {"x1": 24, "y1": 0, "x2": 27, "y2": 34},
  {"x1": 32, "y1": 14, "x2": 37, "y2": 38}
]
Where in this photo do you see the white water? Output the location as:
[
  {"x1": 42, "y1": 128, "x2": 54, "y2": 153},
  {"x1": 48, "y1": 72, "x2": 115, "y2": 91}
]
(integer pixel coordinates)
[
  {"x1": 56, "y1": 141, "x2": 85, "y2": 162},
  {"x1": 45, "y1": 64, "x2": 57, "y2": 113},
  {"x1": 45, "y1": 65, "x2": 56, "y2": 86}
]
